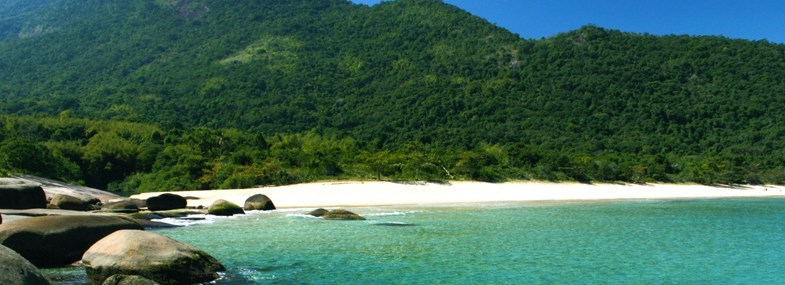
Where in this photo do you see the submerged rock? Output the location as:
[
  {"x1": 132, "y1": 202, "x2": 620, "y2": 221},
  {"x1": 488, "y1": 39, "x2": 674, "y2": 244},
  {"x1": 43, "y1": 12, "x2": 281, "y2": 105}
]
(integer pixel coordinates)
[
  {"x1": 146, "y1": 194, "x2": 187, "y2": 211},
  {"x1": 83, "y1": 230, "x2": 225, "y2": 285},
  {"x1": 0, "y1": 215, "x2": 143, "y2": 267},
  {"x1": 0, "y1": 179, "x2": 47, "y2": 210},
  {"x1": 101, "y1": 274, "x2": 160, "y2": 285},
  {"x1": 322, "y1": 209, "x2": 366, "y2": 220},
  {"x1": 50, "y1": 194, "x2": 94, "y2": 211},
  {"x1": 208, "y1": 199, "x2": 244, "y2": 216},
  {"x1": 0, "y1": 244, "x2": 52, "y2": 285},
  {"x1": 243, "y1": 194, "x2": 276, "y2": 211}
]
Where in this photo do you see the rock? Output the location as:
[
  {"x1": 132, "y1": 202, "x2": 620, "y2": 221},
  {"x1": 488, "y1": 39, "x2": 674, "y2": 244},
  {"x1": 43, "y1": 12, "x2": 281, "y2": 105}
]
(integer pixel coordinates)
[
  {"x1": 0, "y1": 244, "x2": 52, "y2": 285},
  {"x1": 322, "y1": 209, "x2": 366, "y2": 220},
  {"x1": 0, "y1": 179, "x2": 47, "y2": 209},
  {"x1": 146, "y1": 194, "x2": 187, "y2": 211},
  {"x1": 102, "y1": 274, "x2": 160, "y2": 285},
  {"x1": 243, "y1": 194, "x2": 276, "y2": 211},
  {"x1": 50, "y1": 194, "x2": 94, "y2": 211},
  {"x1": 83, "y1": 230, "x2": 225, "y2": 285},
  {"x1": 307, "y1": 208, "x2": 329, "y2": 217},
  {"x1": 207, "y1": 199, "x2": 244, "y2": 216},
  {"x1": 0, "y1": 215, "x2": 143, "y2": 267},
  {"x1": 101, "y1": 199, "x2": 140, "y2": 213},
  {"x1": 0, "y1": 213, "x2": 2, "y2": 224}
]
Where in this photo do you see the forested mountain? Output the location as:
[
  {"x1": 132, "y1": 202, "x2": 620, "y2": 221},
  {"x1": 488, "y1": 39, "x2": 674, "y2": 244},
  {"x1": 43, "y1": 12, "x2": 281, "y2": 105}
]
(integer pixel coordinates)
[{"x1": 1, "y1": 0, "x2": 785, "y2": 191}]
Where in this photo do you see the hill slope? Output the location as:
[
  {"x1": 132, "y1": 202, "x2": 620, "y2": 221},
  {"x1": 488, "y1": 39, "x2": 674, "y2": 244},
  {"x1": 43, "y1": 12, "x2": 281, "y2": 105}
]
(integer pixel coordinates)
[{"x1": 1, "y1": 0, "x2": 785, "y2": 189}]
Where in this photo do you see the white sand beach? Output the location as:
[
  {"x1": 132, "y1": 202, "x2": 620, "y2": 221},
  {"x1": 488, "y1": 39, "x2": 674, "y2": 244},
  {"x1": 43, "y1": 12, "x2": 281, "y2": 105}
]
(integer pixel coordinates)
[{"x1": 131, "y1": 181, "x2": 785, "y2": 209}]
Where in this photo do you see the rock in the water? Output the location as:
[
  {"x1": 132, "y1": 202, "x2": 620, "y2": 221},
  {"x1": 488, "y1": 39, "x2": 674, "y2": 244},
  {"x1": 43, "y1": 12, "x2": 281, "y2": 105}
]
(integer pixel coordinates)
[
  {"x1": 322, "y1": 209, "x2": 366, "y2": 220},
  {"x1": 50, "y1": 194, "x2": 94, "y2": 211},
  {"x1": 243, "y1": 194, "x2": 276, "y2": 211},
  {"x1": 208, "y1": 199, "x2": 244, "y2": 216},
  {"x1": 0, "y1": 179, "x2": 47, "y2": 209},
  {"x1": 146, "y1": 194, "x2": 187, "y2": 211},
  {"x1": 83, "y1": 230, "x2": 225, "y2": 285},
  {"x1": 101, "y1": 274, "x2": 160, "y2": 285},
  {"x1": 101, "y1": 199, "x2": 140, "y2": 213},
  {"x1": 0, "y1": 215, "x2": 143, "y2": 267},
  {"x1": 307, "y1": 208, "x2": 329, "y2": 217},
  {"x1": 0, "y1": 244, "x2": 52, "y2": 285}
]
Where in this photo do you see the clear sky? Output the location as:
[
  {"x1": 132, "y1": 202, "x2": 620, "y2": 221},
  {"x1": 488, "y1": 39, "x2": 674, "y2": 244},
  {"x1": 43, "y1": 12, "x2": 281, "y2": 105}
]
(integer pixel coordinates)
[{"x1": 350, "y1": 0, "x2": 785, "y2": 44}]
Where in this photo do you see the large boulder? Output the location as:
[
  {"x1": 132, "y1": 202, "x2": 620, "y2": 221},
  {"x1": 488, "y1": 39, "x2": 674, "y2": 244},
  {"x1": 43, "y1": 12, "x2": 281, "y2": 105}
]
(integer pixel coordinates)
[
  {"x1": 243, "y1": 194, "x2": 276, "y2": 211},
  {"x1": 0, "y1": 215, "x2": 143, "y2": 267},
  {"x1": 102, "y1": 274, "x2": 160, "y2": 285},
  {"x1": 322, "y1": 209, "x2": 366, "y2": 220},
  {"x1": 101, "y1": 198, "x2": 140, "y2": 213},
  {"x1": 0, "y1": 244, "x2": 52, "y2": 285},
  {"x1": 50, "y1": 194, "x2": 94, "y2": 211},
  {"x1": 207, "y1": 199, "x2": 244, "y2": 216},
  {"x1": 146, "y1": 194, "x2": 187, "y2": 211},
  {"x1": 0, "y1": 179, "x2": 47, "y2": 209},
  {"x1": 83, "y1": 230, "x2": 225, "y2": 285}
]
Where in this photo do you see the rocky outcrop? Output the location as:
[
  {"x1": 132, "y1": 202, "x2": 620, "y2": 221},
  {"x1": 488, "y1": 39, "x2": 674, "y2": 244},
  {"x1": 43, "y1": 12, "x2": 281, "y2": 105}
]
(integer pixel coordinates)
[
  {"x1": 101, "y1": 274, "x2": 160, "y2": 285},
  {"x1": 207, "y1": 199, "x2": 244, "y2": 216},
  {"x1": 322, "y1": 209, "x2": 366, "y2": 220},
  {"x1": 146, "y1": 194, "x2": 187, "y2": 211},
  {"x1": 0, "y1": 215, "x2": 143, "y2": 267},
  {"x1": 307, "y1": 208, "x2": 329, "y2": 217},
  {"x1": 0, "y1": 179, "x2": 47, "y2": 209},
  {"x1": 243, "y1": 194, "x2": 276, "y2": 211},
  {"x1": 50, "y1": 194, "x2": 95, "y2": 211},
  {"x1": 0, "y1": 244, "x2": 52, "y2": 285},
  {"x1": 83, "y1": 230, "x2": 225, "y2": 285}
]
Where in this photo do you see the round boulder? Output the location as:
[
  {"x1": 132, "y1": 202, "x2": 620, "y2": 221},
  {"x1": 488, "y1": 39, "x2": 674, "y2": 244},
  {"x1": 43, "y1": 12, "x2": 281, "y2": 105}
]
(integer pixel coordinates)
[
  {"x1": 50, "y1": 194, "x2": 93, "y2": 211},
  {"x1": 0, "y1": 244, "x2": 52, "y2": 285},
  {"x1": 323, "y1": 209, "x2": 366, "y2": 220},
  {"x1": 0, "y1": 180, "x2": 47, "y2": 209},
  {"x1": 83, "y1": 230, "x2": 225, "y2": 285},
  {"x1": 102, "y1": 274, "x2": 160, "y2": 285},
  {"x1": 146, "y1": 194, "x2": 187, "y2": 211},
  {"x1": 243, "y1": 194, "x2": 276, "y2": 211},
  {"x1": 0, "y1": 215, "x2": 143, "y2": 267},
  {"x1": 208, "y1": 199, "x2": 244, "y2": 216}
]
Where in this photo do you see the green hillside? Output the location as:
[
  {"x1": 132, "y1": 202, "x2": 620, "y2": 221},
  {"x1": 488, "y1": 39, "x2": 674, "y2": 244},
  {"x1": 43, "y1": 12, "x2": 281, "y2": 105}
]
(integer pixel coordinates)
[{"x1": 1, "y1": 0, "x2": 785, "y2": 190}]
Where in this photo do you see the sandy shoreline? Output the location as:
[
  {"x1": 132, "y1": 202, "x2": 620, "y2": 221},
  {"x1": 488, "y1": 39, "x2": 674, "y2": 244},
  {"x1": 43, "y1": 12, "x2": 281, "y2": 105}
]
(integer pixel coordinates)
[{"x1": 131, "y1": 181, "x2": 785, "y2": 209}]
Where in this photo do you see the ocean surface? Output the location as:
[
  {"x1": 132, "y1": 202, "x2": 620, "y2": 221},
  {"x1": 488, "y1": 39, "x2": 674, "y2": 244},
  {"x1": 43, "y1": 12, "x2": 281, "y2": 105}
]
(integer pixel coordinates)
[{"x1": 44, "y1": 198, "x2": 785, "y2": 284}]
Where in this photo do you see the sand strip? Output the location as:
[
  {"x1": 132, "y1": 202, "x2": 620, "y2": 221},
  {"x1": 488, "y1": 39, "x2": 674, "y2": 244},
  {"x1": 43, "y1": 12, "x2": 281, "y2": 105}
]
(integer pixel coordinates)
[{"x1": 131, "y1": 181, "x2": 785, "y2": 209}]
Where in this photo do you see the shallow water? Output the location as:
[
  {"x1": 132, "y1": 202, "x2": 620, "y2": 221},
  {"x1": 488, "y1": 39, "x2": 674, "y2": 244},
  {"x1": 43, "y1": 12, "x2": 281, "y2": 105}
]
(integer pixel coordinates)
[{"x1": 44, "y1": 198, "x2": 785, "y2": 284}]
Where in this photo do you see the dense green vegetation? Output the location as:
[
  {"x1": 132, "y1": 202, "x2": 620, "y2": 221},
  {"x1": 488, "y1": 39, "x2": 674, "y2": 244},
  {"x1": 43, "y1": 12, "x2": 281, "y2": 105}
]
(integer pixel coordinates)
[{"x1": 1, "y1": 0, "x2": 785, "y2": 190}]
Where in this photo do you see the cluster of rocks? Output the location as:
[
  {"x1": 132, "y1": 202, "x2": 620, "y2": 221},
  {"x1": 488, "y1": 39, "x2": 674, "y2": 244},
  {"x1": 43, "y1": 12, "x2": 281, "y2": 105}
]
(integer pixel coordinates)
[{"x1": 0, "y1": 178, "x2": 281, "y2": 284}]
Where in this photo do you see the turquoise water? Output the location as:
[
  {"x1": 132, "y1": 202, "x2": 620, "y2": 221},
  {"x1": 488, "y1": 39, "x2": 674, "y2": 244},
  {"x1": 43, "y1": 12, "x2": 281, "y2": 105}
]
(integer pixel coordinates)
[{"x1": 45, "y1": 198, "x2": 785, "y2": 284}]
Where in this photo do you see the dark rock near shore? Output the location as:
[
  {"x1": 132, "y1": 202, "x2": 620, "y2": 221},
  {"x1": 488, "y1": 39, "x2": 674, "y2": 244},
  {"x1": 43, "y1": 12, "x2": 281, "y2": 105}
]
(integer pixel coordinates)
[
  {"x1": 243, "y1": 194, "x2": 276, "y2": 211},
  {"x1": 322, "y1": 209, "x2": 366, "y2": 220},
  {"x1": 83, "y1": 230, "x2": 225, "y2": 285},
  {"x1": 102, "y1": 274, "x2": 161, "y2": 285},
  {"x1": 0, "y1": 215, "x2": 143, "y2": 267},
  {"x1": 208, "y1": 199, "x2": 244, "y2": 216},
  {"x1": 50, "y1": 194, "x2": 94, "y2": 211},
  {"x1": 146, "y1": 194, "x2": 187, "y2": 211},
  {"x1": 307, "y1": 208, "x2": 330, "y2": 217},
  {"x1": 0, "y1": 244, "x2": 52, "y2": 285},
  {"x1": 0, "y1": 179, "x2": 47, "y2": 210}
]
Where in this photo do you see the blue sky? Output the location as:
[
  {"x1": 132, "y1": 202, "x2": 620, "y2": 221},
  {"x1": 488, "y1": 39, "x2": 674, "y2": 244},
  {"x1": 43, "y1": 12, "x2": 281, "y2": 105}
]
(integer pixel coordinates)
[{"x1": 350, "y1": 0, "x2": 785, "y2": 43}]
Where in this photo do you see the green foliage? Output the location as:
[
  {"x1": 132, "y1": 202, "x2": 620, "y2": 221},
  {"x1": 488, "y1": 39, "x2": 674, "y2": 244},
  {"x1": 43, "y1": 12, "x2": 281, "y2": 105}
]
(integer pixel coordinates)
[{"x1": 1, "y1": 1, "x2": 784, "y2": 188}]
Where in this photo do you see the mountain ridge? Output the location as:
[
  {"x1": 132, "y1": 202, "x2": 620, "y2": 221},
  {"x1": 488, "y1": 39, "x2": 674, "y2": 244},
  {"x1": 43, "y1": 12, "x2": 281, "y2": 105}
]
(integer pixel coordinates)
[{"x1": 1, "y1": 0, "x2": 785, "y2": 189}]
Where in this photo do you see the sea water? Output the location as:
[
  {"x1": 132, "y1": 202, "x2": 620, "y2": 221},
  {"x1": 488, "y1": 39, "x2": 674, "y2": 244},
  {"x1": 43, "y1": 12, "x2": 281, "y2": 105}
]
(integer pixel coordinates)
[{"x1": 44, "y1": 198, "x2": 785, "y2": 284}]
